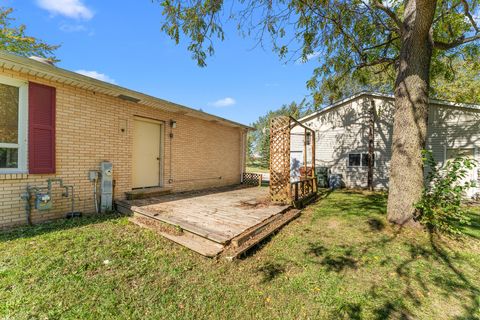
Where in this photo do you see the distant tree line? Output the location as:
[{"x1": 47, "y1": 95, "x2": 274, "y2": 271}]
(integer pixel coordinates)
[{"x1": 247, "y1": 100, "x2": 310, "y2": 169}]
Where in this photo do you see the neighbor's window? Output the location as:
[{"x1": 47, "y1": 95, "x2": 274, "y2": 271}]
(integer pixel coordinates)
[
  {"x1": 0, "y1": 77, "x2": 27, "y2": 172},
  {"x1": 446, "y1": 148, "x2": 474, "y2": 162},
  {"x1": 348, "y1": 153, "x2": 361, "y2": 166},
  {"x1": 348, "y1": 153, "x2": 374, "y2": 167}
]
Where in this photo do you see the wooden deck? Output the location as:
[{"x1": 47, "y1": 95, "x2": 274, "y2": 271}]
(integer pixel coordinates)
[{"x1": 116, "y1": 186, "x2": 296, "y2": 258}]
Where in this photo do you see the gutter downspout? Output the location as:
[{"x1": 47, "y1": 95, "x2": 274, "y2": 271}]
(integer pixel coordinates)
[{"x1": 240, "y1": 130, "x2": 247, "y2": 183}]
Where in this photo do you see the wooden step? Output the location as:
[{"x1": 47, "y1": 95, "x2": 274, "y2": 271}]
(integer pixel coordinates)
[
  {"x1": 129, "y1": 215, "x2": 224, "y2": 257},
  {"x1": 223, "y1": 208, "x2": 301, "y2": 261},
  {"x1": 125, "y1": 187, "x2": 172, "y2": 200}
]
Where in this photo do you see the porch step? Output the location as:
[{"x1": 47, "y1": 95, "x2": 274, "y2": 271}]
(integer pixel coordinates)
[
  {"x1": 125, "y1": 187, "x2": 172, "y2": 200},
  {"x1": 129, "y1": 214, "x2": 224, "y2": 257}
]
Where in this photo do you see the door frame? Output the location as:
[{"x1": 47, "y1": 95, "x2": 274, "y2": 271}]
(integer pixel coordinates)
[{"x1": 132, "y1": 116, "x2": 165, "y2": 188}]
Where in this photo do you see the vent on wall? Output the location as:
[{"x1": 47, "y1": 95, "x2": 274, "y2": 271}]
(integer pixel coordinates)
[{"x1": 118, "y1": 94, "x2": 141, "y2": 103}]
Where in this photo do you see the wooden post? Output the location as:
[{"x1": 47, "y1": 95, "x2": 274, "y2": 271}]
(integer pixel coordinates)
[
  {"x1": 294, "y1": 183, "x2": 299, "y2": 201},
  {"x1": 258, "y1": 174, "x2": 262, "y2": 187},
  {"x1": 304, "y1": 128, "x2": 308, "y2": 180},
  {"x1": 312, "y1": 130, "x2": 316, "y2": 179}
]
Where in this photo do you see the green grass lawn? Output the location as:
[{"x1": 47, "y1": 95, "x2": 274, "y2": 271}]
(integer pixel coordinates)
[
  {"x1": 246, "y1": 165, "x2": 269, "y2": 174},
  {"x1": 1, "y1": 190, "x2": 479, "y2": 319}
]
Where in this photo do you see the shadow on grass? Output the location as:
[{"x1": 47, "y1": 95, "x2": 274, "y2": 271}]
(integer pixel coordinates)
[
  {"x1": 256, "y1": 261, "x2": 286, "y2": 283},
  {"x1": 0, "y1": 213, "x2": 125, "y2": 243},
  {"x1": 373, "y1": 301, "x2": 412, "y2": 320},
  {"x1": 306, "y1": 242, "x2": 328, "y2": 256},
  {"x1": 304, "y1": 226, "x2": 479, "y2": 319},
  {"x1": 428, "y1": 233, "x2": 480, "y2": 320},
  {"x1": 321, "y1": 253, "x2": 358, "y2": 272},
  {"x1": 239, "y1": 189, "x2": 478, "y2": 319},
  {"x1": 464, "y1": 209, "x2": 480, "y2": 239},
  {"x1": 299, "y1": 191, "x2": 479, "y2": 319},
  {"x1": 340, "y1": 302, "x2": 363, "y2": 320},
  {"x1": 367, "y1": 217, "x2": 385, "y2": 231},
  {"x1": 312, "y1": 189, "x2": 388, "y2": 217}
]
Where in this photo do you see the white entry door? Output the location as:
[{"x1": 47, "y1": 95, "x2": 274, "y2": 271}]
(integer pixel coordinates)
[
  {"x1": 446, "y1": 148, "x2": 478, "y2": 198},
  {"x1": 132, "y1": 117, "x2": 162, "y2": 188}
]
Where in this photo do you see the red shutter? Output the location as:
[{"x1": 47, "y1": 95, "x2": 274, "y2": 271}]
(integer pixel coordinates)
[{"x1": 29, "y1": 82, "x2": 56, "y2": 174}]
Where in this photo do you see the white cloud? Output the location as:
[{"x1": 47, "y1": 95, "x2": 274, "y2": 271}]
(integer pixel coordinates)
[
  {"x1": 208, "y1": 97, "x2": 236, "y2": 107},
  {"x1": 59, "y1": 23, "x2": 87, "y2": 32},
  {"x1": 75, "y1": 70, "x2": 116, "y2": 84},
  {"x1": 37, "y1": 0, "x2": 94, "y2": 20},
  {"x1": 306, "y1": 51, "x2": 321, "y2": 60},
  {"x1": 296, "y1": 51, "x2": 321, "y2": 64}
]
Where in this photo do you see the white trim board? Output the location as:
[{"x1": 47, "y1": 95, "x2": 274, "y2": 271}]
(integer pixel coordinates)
[{"x1": 0, "y1": 75, "x2": 28, "y2": 174}]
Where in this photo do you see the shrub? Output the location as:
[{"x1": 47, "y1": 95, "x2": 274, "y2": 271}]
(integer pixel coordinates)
[{"x1": 415, "y1": 150, "x2": 478, "y2": 236}]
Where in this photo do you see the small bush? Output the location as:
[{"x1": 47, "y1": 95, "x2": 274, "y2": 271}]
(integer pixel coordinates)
[{"x1": 415, "y1": 150, "x2": 478, "y2": 236}]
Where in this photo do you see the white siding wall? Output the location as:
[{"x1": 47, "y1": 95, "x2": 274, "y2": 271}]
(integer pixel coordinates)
[
  {"x1": 427, "y1": 104, "x2": 480, "y2": 196},
  {"x1": 293, "y1": 94, "x2": 480, "y2": 195}
]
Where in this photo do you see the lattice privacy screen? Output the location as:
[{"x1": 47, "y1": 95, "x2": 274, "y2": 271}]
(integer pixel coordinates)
[
  {"x1": 269, "y1": 116, "x2": 291, "y2": 203},
  {"x1": 242, "y1": 172, "x2": 262, "y2": 186}
]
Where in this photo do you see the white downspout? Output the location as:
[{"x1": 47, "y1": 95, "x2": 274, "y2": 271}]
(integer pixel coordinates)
[{"x1": 240, "y1": 130, "x2": 246, "y2": 183}]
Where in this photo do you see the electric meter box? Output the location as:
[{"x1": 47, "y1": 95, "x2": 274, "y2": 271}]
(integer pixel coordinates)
[{"x1": 35, "y1": 193, "x2": 52, "y2": 211}]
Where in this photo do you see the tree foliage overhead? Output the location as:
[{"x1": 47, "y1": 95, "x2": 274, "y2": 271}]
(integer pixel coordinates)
[
  {"x1": 158, "y1": 0, "x2": 479, "y2": 105},
  {"x1": 431, "y1": 57, "x2": 480, "y2": 103},
  {"x1": 317, "y1": 56, "x2": 480, "y2": 105},
  {"x1": 0, "y1": 7, "x2": 59, "y2": 60}
]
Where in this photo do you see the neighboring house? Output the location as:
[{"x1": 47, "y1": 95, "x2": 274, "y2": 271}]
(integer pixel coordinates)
[
  {"x1": 291, "y1": 92, "x2": 480, "y2": 198},
  {"x1": 0, "y1": 51, "x2": 250, "y2": 228}
]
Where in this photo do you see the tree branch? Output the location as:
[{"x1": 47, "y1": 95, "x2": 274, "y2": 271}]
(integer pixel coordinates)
[
  {"x1": 460, "y1": 0, "x2": 480, "y2": 33},
  {"x1": 434, "y1": 33, "x2": 480, "y2": 50},
  {"x1": 356, "y1": 57, "x2": 396, "y2": 69},
  {"x1": 372, "y1": 1, "x2": 403, "y2": 33},
  {"x1": 363, "y1": 35, "x2": 399, "y2": 51}
]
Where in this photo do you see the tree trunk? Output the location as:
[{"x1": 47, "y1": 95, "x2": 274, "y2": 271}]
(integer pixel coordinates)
[{"x1": 387, "y1": 0, "x2": 437, "y2": 225}]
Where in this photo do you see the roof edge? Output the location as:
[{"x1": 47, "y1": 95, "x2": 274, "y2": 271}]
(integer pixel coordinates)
[
  {"x1": 0, "y1": 51, "x2": 253, "y2": 130},
  {"x1": 298, "y1": 91, "x2": 480, "y2": 123}
]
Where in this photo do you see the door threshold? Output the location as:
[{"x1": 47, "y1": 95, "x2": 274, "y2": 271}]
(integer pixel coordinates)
[{"x1": 126, "y1": 186, "x2": 173, "y2": 200}]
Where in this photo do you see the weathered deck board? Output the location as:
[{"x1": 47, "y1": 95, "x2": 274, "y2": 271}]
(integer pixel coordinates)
[
  {"x1": 129, "y1": 217, "x2": 224, "y2": 257},
  {"x1": 118, "y1": 186, "x2": 294, "y2": 257},
  {"x1": 122, "y1": 186, "x2": 290, "y2": 244}
]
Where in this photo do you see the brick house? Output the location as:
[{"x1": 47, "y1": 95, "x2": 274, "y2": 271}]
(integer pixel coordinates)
[{"x1": 0, "y1": 52, "x2": 250, "y2": 228}]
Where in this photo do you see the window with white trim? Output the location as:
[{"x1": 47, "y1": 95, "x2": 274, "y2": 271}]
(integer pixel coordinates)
[
  {"x1": 0, "y1": 76, "x2": 27, "y2": 173},
  {"x1": 348, "y1": 153, "x2": 374, "y2": 167}
]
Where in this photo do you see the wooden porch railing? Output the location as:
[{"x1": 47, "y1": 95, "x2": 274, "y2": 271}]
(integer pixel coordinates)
[{"x1": 290, "y1": 177, "x2": 317, "y2": 207}]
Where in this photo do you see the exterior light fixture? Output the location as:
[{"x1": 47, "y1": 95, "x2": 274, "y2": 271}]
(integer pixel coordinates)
[{"x1": 170, "y1": 120, "x2": 177, "y2": 128}]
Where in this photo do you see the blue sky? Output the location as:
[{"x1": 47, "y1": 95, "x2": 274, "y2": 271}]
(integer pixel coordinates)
[{"x1": 5, "y1": 0, "x2": 319, "y2": 125}]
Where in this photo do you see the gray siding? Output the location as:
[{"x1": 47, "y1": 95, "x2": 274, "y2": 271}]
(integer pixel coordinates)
[{"x1": 293, "y1": 94, "x2": 480, "y2": 196}]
